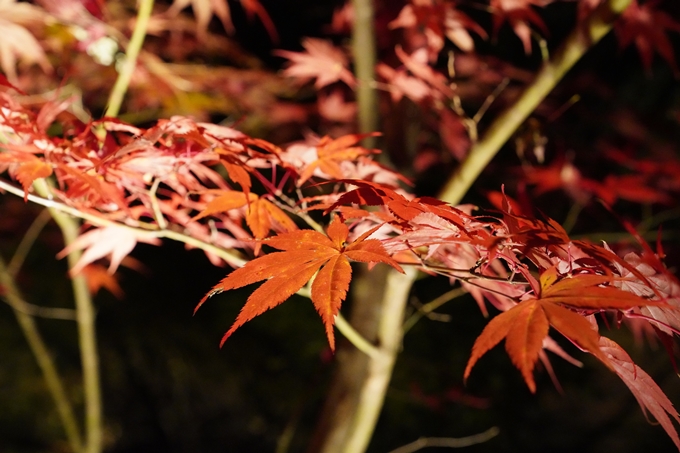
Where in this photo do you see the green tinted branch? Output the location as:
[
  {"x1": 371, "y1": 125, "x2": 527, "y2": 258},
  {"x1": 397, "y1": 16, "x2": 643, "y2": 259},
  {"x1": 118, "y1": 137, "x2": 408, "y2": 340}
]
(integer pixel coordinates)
[
  {"x1": 34, "y1": 180, "x2": 102, "y2": 453},
  {"x1": 104, "y1": 0, "x2": 154, "y2": 118},
  {"x1": 0, "y1": 255, "x2": 84, "y2": 453},
  {"x1": 438, "y1": 0, "x2": 633, "y2": 205}
]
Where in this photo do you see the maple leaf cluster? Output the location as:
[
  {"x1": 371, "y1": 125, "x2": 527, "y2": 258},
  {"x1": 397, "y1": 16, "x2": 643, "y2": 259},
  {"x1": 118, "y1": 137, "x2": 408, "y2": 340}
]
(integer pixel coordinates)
[
  {"x1": 4, "y1": 78, "x2": 680, "y2": 445},
  {"x1": 1, "y1": 70, "x2": 680, "y2": 443}
]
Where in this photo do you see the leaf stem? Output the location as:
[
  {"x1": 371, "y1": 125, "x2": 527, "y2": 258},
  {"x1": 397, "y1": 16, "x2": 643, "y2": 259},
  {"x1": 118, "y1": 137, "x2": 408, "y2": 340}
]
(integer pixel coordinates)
[
  {"x1": 402, "y1": 286, "x2": 467, "y2": 333},
  {"x1": 334, "y1": 313, "x2": 380, "y2": 359}
]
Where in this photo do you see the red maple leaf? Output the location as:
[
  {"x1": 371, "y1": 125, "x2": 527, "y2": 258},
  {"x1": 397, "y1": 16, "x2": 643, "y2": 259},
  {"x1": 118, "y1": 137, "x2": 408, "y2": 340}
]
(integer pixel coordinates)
[
  {"x1": 389, "y1": 1, "x2": 487, "y2": 55},
  {"x1": 274, "y1": 38, "x2": 356, "y2": 89},
  {"x1": 394, "y1": 46, "x2": 455, "y2": 98},
  {"x1": 196, "y1": 216, "x2": 404, "y2": 350},
  {"x1": 167, "y1": 0, "x2": 277, "y2": 42},
  {"x1": 490, "y1": 0, "x2": 549, "y2": 54},
  {"x1": 599, "y1": 336, "x2": 680, "y2": 449},
  {"x1": 464, "y1": 267, "x2": 658, "y2": 392},
  {"x1": 615, "y1": 0, "x2": 680, "y2": 74}
]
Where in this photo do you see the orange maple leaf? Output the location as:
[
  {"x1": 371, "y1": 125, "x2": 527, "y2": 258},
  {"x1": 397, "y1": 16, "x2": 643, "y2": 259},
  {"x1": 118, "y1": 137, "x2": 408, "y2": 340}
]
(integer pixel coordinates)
[
  {"x1": 0, "y1": 151, "x2": 52, "y2": 200},
  {"x1": 197, "y1": 216, "x2": 404, "y2": 350},
  {"x1": 296, "y1": 133, "x2": 379, "y2": 186},
  {"x1": 464, "y1": 267, "x2": 660, "y2": 392},
  {"x1": 192, "y1": 189, "x2": 298, "y2": 246}
]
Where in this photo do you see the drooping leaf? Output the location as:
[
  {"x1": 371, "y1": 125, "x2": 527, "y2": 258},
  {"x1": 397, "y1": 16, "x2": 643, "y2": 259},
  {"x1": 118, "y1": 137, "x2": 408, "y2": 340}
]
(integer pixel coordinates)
[
  {"x1": 490, "y1": 0, "x2": 549, "y2": 54},
  {"x1": 465, "y1": 267, "x2": 658, "y2": 392},
  {"x1": 599, "y1": 337, "x2": 680, "y2": 450},
  {"x1": 465, "y1": 299, "x2": 549, "y2": 393},
  {"x1": 80, "y1": 263, "x2": 124, "y2": 298},
  {"x1": 167, "y1": 0, "x2": 234, "y2": 36},
  {"x1": 58, "y1": 225, "x2": 161, "y2": 275}
]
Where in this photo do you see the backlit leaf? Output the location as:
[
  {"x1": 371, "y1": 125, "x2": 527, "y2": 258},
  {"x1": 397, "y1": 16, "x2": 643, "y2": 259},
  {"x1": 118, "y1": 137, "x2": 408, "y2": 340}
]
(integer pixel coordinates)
[{"x1": 198, "y1": 216, "x2": 403, "y2": 350}]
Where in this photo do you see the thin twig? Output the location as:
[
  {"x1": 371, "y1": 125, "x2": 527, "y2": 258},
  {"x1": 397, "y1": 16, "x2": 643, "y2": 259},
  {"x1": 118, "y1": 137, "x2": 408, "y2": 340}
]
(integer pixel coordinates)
[
  {"x1": 299, "y1": 281, "x2": 379, "y2": 357},
  {"x1": 2, "y1": 297, "x2": 77, "y2": 321},
  {"x1": 0, "y1": 178, "x2": 247, "y2": 267},
  {"x1": 472, "y1": 78, "x2": 510, "y2": 124},
  {"x1": 387, "y1": 426, "x2": 500, "y2": 453},
  {"x1": 149, "y1": 178, "x2": 167, "y2": 229},
  {"x1": 334, "y1": 313, "x2": 380, "y2": 359},
  {"x1": 403, "y1": 287, "x2": 467, "y2": 333},
  {"x1": 0, "y1": 255, "x2": 84, "y2": 453},
  {"x1": 8, "y1": 208, "x2": 52, "y2": 277}
]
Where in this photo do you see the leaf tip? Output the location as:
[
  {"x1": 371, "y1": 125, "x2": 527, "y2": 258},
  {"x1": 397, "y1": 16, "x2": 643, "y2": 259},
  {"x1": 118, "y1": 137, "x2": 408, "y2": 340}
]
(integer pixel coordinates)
[
  {"x1": 219, "y1": 331, "x2": 232, "y2": 348},
  {"x1": 325, "y1": 322, "x2": 336, "y2": 353},
  {"x1": 194, "y1": 288, "x2": 223, "y2": 315}
]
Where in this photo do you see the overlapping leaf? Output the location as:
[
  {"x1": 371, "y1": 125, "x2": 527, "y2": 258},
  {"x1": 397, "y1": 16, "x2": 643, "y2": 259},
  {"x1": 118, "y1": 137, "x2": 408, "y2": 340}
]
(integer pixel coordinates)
[
  {"x1": 197, "y1": 216, "x2": 404, "y2": 350},
  {"x1": 294, "y1": 133, "x2": 379, "y2": 186},
  {"x1": 0, "y1": 150, "x2": 52, "y2": 200},
  {"x1": 192, "y1": 189, "x2": 297, "y2": 248},
  {"x1": 465, "y1": 267, "x2": 660, "y2": 392}
]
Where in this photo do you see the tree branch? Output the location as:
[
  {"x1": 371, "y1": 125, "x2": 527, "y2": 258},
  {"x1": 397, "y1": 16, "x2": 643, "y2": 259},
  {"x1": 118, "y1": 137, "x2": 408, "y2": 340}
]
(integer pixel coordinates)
[
  {"x1": 341, "y1": 266, "x2": 419, "y2": 453},
  {"x1": 104, "y1": 0, "x2": 154, "y2": 118},
  {"x1": 437, "y1": 0, "x2": 633, "y2": 205},
  {"x1": 387, "y1": 427, "x2": 500, "y2": 453},
  {"x1": 351, "y1": 0, "x2": 379, "y2": 149},
  {"x1": 0, "y1": 179, "x2": 247, "y2": 268},
  {"x1": 34, "y1": 180, "x2": 102, "y2": 453}
]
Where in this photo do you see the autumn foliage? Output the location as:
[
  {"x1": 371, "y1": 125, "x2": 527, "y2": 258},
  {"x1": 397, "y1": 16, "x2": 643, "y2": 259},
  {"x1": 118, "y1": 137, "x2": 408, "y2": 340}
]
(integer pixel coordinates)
[{"x1": 1, "y1": 0, "x2": 679, "y2": 451}]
